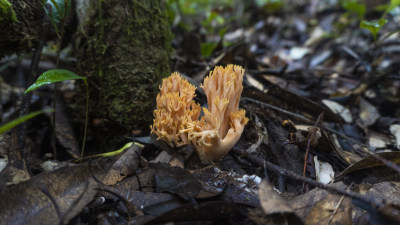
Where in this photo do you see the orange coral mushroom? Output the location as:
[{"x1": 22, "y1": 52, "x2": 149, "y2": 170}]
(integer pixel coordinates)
[
  {"x1": 186, "y1": 65, "x2": 249, "y2": 162},
  {"x1": 150, "y1": 72, "x2": 201, "y2": 147},
  {"x1": 151, "y1": 65, "x2": 248, "y2": 163}
]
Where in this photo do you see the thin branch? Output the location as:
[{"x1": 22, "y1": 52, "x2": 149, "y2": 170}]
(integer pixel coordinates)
[{"x1": 232, "y1": 146, "x2": 382, "y2": 210}]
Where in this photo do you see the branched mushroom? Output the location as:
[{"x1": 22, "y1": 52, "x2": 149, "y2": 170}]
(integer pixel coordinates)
[{"x1": 151, "y1": 65, "x2": 248, "y2": 163}]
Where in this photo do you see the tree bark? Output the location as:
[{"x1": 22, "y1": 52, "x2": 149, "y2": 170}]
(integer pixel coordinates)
[
  {"x1": 74, "y1": 0, "x2": 172, "y2": 148},
  {"x1": 0, "y1": 0, "x2": 44, "y2": 58}
]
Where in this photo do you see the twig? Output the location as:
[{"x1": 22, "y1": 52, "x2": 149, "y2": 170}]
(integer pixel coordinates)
[
  {"x1": 302, "y1": 113, "x2": 324, "y2": 192},
  {"x1": 232, "y1": 147, "x2": 382, "y2": 210},
  {"x1": 241, "y1": 97, "x2": 316, "y2": 124},
  {"x1": 242, "y1": 97, "x2": 400, "y2": 174},
  {"x1": 242, "y1": 97, "x2": 358, "y2": 144},
  {"x1": 326, "y1": 195, "x2": 345, "y2": 225}
]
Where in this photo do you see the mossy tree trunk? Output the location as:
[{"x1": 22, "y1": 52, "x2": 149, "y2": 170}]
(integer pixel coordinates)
[
  {"x1": 75, "y1": 0, "x2": 171, "y2": 150},
  {"x1": 0, "y1": 0, "x2": 44, "y2": 58}
]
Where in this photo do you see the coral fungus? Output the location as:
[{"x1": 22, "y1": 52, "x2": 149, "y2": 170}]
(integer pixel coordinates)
[{"x1": 151, "y1": 65, "x2": 248, "y2": 163}]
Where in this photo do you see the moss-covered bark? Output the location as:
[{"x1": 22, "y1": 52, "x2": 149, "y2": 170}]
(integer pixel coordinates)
[
  {"x1": 0, "y1": 0, "x2": 44, "y2": 58},
  {"x1": 75, "y1": 0, "x2": 171, "y2": 148}
]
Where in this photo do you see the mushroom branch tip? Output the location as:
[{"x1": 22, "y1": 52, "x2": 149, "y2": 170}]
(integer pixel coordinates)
[{"x1": 151, "y1": 65, "x2": 248, "y2": 163}]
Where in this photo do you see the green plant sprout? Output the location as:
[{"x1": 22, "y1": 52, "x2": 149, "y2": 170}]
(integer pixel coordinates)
[
  {"x1": 25, "y1": 69, "x2": 89, "y2": 162},
  {"x1": 360, "y1": 18, "x2": 388, "y2": 41},
  {"x1": 41, "y1": 0, "x2": 73, "y2": 160},
  {"x1": 44, "y1": 0, "x2": 71, "y2": 37},
  {"x1": 362, "y1": 0, "x2": 400, "y2": 41},
  {"x1": 343, "y1": 0, "x2": 400, "y2": 41}
]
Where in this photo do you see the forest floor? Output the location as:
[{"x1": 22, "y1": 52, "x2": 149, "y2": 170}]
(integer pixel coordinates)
[{"x1": 1, "y1": 1, "x2": 400, "y2": 225}]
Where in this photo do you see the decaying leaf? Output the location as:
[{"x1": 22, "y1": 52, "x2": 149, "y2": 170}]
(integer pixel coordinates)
[
  {"x1": 368, "y1": 131, "x2": 390, "y2": 149},
  {"x1": 354, "y1": 182, "x2": 400, "y2": 225},
  {"x1": 390, "y1": 124, "x2": 400, "y2": 149},
  {"x1": 258, "y1": 180, "x2": 304, "y2": 224},
  {"x1": 267, "y1": 86, "x2": 342, "y2": 123},
  {"x1": 358, "y1": 97, "x2": 380, "y2": 128},
  {"x1": 336, "y1": 151, "x2": 400, "y2": 177},
  {"x1": 314, "y1": 156, "x2": 334, "y2": 184},
  {"x1": 322, "y1": 99, "x2": 353, "y2": 123},
  {"x1": 152, "y1": 163, "x2": 201, "y2": 200},
  {"x1": 305, "y1": 194, "x2": 352, "y2": 225},
  {"x1": 322, "y1": 129, "x2": 362, "y2": 165},
  {"x1": 0, "y1": 164, "x2": 103, "y2": 225},
  {"x1": 289, "y1": 182, "x2": 348, "y2": 219},
  {"x1": 0, "y1": 133, "x2": 30, "y2": 189},
  {"x1": 0, "y1": 160, "x2": 30, "y2": 189},
  {"x1": 140, "y1": 201, "x2": 250, "y2": 224}
]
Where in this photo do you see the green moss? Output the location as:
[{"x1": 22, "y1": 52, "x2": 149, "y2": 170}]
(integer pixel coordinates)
[{"x1": 0, "y1": 0, "x2": 17, "y2": 21}]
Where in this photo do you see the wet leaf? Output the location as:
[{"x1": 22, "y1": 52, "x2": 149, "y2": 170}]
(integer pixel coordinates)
[{"x1": 25, "y1": 69, "x2": 85, "y2": 94}]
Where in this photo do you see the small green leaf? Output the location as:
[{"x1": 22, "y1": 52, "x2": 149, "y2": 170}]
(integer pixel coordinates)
[
  {"x1": 389, "y1": 0, "x2": 400, "y2": 11},
  {"x1": 49, "y1": 0, "x2": 61, "y2": 15},
  {"x1": 360, "y1": 18, "x2": 388, "y2": 40},
  {"x1": 25, "y1": 69, "x2": 85, "y2": 94},
  {"x1": 201, "y1": 42, "x2": 218, "y2": 57},
  {"x1": 44, "y1": 0, "x2": 71, "y2": 33},
  {"x1": 0, "y1": 109, "x2": 54, "y2": 134},
  {"x1": 218, "y1": 27, "x2": 228, "y2": 38},
  {"x1": 383, "y1": 0, "x2": 400, "y2": 16},
  {"x1": 342, "y1": 0, "x2": 366, "y2": 18}
]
